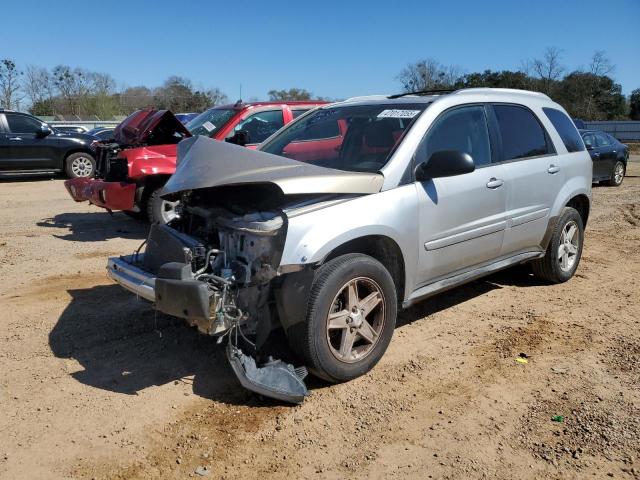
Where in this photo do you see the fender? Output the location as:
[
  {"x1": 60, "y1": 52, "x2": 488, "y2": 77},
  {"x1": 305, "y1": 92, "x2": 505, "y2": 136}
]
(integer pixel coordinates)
[
  {"x1": 549, "y1": 176, "x2": 591, "y2": 221},
  {"x1": 124, "y1": 144, "x2": 179, "y2": 180},
  {"x1": 280, "y1": 185, "x2": 420, "y2": 301}
]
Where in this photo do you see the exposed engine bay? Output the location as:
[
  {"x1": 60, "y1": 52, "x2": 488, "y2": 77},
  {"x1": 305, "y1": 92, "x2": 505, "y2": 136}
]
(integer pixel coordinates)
[{"x1": 128, "y1": 184, "x2": 318, "y2": 403}]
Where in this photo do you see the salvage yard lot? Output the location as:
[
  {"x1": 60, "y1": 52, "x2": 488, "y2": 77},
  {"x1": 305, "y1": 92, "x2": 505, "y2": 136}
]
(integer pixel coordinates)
[{"x1": 1, "y1": 157, "x2": 639, "y2": 480}]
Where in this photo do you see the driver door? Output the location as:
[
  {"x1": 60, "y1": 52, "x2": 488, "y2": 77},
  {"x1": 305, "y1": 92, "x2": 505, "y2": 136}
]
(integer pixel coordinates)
[{"x1": 415, "y1": 105, "x2": 508, "y2": 285}]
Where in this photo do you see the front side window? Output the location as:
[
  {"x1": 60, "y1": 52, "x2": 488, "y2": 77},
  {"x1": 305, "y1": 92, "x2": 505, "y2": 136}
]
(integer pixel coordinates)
[
  {"x1": 261, "y1": 103, "x2": 427, "y2": 173},
  {"x1": 6, "y1": 114, "x2": 42, "y2": 134},
  {"x1": 232, "y1": 110, "x2": 284, "y2": 144},
  {"x1": 186, "y1": 108, "x2": 237, "y2": 137},
  {"x1": 494, "y1": 105, "x2": 552, "y2": 160},
  {"x1": 542, "y1": 107, "x2": 585, "y2": 153},
  {"x1": 595, "y1": 133, "x2": 611, "y2": 147},
  {"x1": 416, "y1": 105, "x2": 492, "y2": 168},
  {"x1": 582, "y1": 133, "x2": 595, "y2": 148}
]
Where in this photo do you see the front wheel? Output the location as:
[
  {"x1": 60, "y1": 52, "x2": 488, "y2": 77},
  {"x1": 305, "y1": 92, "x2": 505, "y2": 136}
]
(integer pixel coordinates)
[
  {"x1": 606, "y1": 160, "x2": 625, "y2": 187},
  {"x1": 531, "y1": 207, "x2": 584, "y2": 283},
  {"x1": 65, "y1": 152, "x2": 96, "y2": 178},
  {"x1": 146, "y1": 185, "x2": 180, "y2": 224},
  {"x1": 287, "y1": 253, "x2": 397, "y2": 383}
]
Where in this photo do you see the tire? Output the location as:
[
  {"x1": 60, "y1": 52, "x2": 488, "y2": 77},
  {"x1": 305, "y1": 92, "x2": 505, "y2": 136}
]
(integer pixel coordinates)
[
  {"x1": 146, "y1": 185, "x2": 180, "y2": 224},
  {"x1": 287, "y1": 253, "x2": 397, "y2": 383},
  {"x1": 606, "y1": 160, "x2": 625, "y2": 187},
  {"x1": 65, "y1": 152, "x2": 96, "y2": 178},
  {"x1": 531, "y1": 207, "x2": 584, "y2": 284}
]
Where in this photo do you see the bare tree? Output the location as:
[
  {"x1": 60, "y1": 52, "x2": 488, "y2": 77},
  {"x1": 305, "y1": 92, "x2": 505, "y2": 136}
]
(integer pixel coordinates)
[
  {"x1": 22, "y1": 65, "x2": 50, "y2": 106},
  {"x1": 532, "y1": 47, "x2": 564, "y2": 93},
  {"x1": 397, "y1": 58, "x2": 461, "y2": 92},
  {"x1": 589, "y1": 50, "x2": 614, "y2": 76},
  {"x1": 0, "y1": 59, "x2": 23, "y2": 109}
]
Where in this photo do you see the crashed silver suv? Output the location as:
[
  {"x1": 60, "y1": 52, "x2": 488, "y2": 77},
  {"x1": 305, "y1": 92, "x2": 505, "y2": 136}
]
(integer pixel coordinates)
[{"x1": 107, "y1": 88, "x2": 592, "y2": 403}]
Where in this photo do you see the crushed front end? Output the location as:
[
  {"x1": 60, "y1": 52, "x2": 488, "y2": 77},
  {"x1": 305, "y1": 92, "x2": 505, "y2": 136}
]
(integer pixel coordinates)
[{"x1": 107, "y1": 185, "x2": 309, "y2": 403}]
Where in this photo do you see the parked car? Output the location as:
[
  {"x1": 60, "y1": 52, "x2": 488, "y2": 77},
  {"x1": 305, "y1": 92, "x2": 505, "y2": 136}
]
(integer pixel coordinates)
[
  {"x1": 86, "y1": 127, "x2": 115, "y2": 140},
  {"x1": 51, "y1": 125, "x2": 90, "y2": 134},
  {"x1": 64, "y1": 101, "x2": 326, "y2": 223},
  {"x1": 580, "y1": 129, "x2": 629, "y2": 186},
  {"x1": 105, "y1": 88, "x2": 592, "y2": 403},
  {"x1": 0, "y1": 109, "x2": 97, "y2": 177},
  {"x1": 175, "y1": 112, "x2": 198, "y2": 124}
]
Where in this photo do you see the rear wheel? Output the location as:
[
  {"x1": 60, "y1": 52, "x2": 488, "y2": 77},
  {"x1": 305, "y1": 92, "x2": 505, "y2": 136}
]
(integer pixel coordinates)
[
  {"x1": 146, "y1": 185, "x2": 180, "y2": 224},
  {"x1": 606, "y1": 160, "x2": 625, "y2": 186},
  {"x1": 287, "y1": 253, "x2": 397, "y2": 383},
  {"x1": 65, "y1": 152, "x2": 96, "y2": 178},
  {"x1": 531, "y1": 207, "x2": 584, "y2": 283}
]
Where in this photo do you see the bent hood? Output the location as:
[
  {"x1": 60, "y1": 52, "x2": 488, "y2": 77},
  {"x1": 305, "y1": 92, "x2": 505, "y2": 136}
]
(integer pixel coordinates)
[
  {"x1": 114, "y1": 109, "x2": 191, "y2": 146},
  {"x1": 162, "y1": 136, "x2": 384, "y2": 197}
]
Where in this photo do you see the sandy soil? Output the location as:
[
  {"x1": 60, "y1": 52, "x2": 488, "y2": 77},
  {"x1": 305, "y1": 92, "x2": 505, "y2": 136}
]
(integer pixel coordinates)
[{"x1": 1, "y1": 158, "x2": 639, "y2": 480}]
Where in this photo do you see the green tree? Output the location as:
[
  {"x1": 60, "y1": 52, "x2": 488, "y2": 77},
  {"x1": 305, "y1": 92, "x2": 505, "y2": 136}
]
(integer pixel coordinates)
[
  {"x1": 268, "y1": 88, "x2": 314, "y2": 101},
  {"x1": 629, "y1": 89, "x2": 640, "y2": 120}
]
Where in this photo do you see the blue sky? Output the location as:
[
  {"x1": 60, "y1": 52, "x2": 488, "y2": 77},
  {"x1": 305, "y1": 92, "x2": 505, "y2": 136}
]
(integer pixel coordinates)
[{"x1": 2, "y1": 0, "x2": 639, "y2": 99}]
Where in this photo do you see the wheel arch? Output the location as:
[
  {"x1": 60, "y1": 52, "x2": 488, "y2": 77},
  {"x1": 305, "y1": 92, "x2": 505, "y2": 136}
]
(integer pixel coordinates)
[
  {"x1": 63, "y1": 147, "x2": 95, "y2": 166},
  {"x1": 566, "y1": 193, "x2": 590, "y2": 228}
]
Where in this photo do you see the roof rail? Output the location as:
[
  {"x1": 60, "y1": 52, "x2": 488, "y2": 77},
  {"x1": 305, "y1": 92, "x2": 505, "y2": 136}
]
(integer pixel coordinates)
[
  {"x1": 453, "y1": 88, "x2": 551, "y2": 100},
  {"x1": 342, "y1": 94, "x2": 390, "y2": 103},
  {"x1": 387, "y1": 89, "x2": 456, "y2": 99}
]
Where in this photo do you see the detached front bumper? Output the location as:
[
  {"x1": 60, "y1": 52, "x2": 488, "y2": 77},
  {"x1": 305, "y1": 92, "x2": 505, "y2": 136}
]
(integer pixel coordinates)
[
  {"x1": 107, "y1": 255, "x2": 156, "y2": 302},
  {"x1": 65, "y1": 177, "x2": 136, "y2": 211}
]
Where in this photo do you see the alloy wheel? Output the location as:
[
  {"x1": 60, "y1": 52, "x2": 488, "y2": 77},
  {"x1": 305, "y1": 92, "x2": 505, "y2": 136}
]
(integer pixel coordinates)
[
  {"x1": 558, "y1": 220, "x2": 579, "y2": 272},
  {"x1": 614, "y1": 162, "x2": 624, "y2": 185},
  {"x1": 326, "y1": 277, "x2": 385, "y2": 363},
  {"x1": 71, "y1": 156, "x2": 94, "y2": 177}
]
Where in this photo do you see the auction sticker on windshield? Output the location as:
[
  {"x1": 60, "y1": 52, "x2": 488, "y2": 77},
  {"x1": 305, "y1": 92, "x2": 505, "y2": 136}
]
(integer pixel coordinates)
[
  {"x1": 377, "y1": 109, "x2": 421, "y2": 119},
  {"x1": 202, "y1": 121, "x2": 215, "y2": 132}
]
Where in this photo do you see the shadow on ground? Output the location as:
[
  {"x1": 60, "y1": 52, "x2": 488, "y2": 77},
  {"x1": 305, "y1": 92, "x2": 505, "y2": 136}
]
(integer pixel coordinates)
[
  {"x1": 37, "y1": 212, "x2": 148, "y2": 242},
  {"x1": 49, "y1": 265, "x2": 546, "y2": 405},
  {"x1": 48, "y1": 284, "x2": 256, "y2": 405},
  {"x1": 398, "y1": 264, "x2": 545, "y2": 326}
]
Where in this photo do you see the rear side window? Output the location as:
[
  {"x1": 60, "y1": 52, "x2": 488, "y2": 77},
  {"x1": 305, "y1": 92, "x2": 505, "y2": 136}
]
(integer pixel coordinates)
[
  {"x1": 292, "y1": 109, "x2": 310, "y2": 119},
  {"x1": 296, "y1": 120, "x2": 340, "y2": 141},
  {"x1": 418, "y1": 105, "x2": 492, "y2": 167},
  {"x1": 494, "y1": 105, "x2": 552, "y2": 160},
  {"x1": 6, "y1": 114, "x2": 42, "y2": 134},
  {"x1": 543, "y1": 107, "x2": 585, "y2": 153}
]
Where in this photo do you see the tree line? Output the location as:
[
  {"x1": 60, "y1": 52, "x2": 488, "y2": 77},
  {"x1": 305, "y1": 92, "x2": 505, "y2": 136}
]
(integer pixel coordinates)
[
  {"x1": 0, "y1": 60, "x2": 229, "y2": 118},
  {"x1": 397, "y1": 48, "x2": 640, "y2": 121},
  {"x1": 1, "y1": 49, "x2": 639, "y2": 121}
]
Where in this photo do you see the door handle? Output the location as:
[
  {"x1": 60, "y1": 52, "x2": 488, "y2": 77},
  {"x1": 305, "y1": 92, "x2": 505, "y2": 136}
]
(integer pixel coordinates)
[
  {"x1": 8, "y1": 136, "x2": 22, "y2": 141},
  {"x1": 593, "y1": 152, "x2": 600, "y2": 157},
  {"x1": 547, "y1": 164, "x2": 560, "y2": 174},
  {"x1": 486, "y1": 177, "x2": 504, "y2": 189}
]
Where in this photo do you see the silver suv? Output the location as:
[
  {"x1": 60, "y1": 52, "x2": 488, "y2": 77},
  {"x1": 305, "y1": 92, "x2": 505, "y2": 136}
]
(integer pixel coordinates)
[{"x1": 107, "y1": 88, "x2": 591, "y2": 402}]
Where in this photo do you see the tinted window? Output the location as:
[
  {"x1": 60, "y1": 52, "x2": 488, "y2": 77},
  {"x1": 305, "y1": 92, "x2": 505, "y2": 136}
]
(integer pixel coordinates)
[
  {"x1": 595, "y1": 133, "x2": 611, "y2": 147},
  {"x1": 417, "y1": 105, "x2": 492, "y2": 167},
  {"x1": 233, "y1": 110, "x2": 284, "y2": 144},
  {"x1": 295, "y1": 120, "x2": 340, "y2": 141},
  {"x1": 292, "y1": 109, "x2": 310, "y2": 119},
  {"x1": 607, "y1": 134, "x2": 618, "y2": 144},
  {"x1": 6, "y1": 114, "x2": 42, "y2": 134},
  {"x1": 542, "y1": 107, "x2": 585, "y2": 153},
  {"x1": 494, "y1": 105, "x2": 551, "y2": 160}
]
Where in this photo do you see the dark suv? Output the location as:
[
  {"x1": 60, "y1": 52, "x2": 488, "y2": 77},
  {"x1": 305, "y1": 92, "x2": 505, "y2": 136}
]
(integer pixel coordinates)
[{"x1": 0, "y1": 109, "x2": 96, "y2": 178}]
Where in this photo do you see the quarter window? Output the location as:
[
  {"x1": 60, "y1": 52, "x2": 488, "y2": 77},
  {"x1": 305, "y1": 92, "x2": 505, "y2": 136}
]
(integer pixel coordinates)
[
  {"x1": 6, "y1": 114, "x2": 42, "y2": 134},
  {"x1": 542, "y1": 107, "x2": 585, "y2": 153},
  {"x1": 494, "y1": 105, "x2": 552, "y2": 160},
  {"x1": 417, "y1": 105, "x2": 492, "y2": 168},
  {"x1": 233, "y1": 110, "x2": 284, "y2": 144}
]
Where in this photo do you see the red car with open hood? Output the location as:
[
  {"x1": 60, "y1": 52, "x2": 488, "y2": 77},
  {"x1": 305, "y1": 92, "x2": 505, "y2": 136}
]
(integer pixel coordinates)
[{"x1": 64, "y1": 100, "x2": 326, "y2": 223}]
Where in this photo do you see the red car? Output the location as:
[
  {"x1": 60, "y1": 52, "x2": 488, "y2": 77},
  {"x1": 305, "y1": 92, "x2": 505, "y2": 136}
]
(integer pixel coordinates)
[{"x1": 64, "y1": 101, "x2": 326, "y2": 223}]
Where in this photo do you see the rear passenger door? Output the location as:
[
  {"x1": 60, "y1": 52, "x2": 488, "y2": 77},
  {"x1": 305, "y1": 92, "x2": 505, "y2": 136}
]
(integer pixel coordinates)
[
  {"x1": 491, "y1": 104, "x2": 563, "y2": 256},
  {"x1": 415, "y1": 105, "x2": 508, "y2": 285}
]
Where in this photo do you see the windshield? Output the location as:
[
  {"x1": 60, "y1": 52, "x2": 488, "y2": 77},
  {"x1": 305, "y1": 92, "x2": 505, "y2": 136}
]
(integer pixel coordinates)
[
  {"x1": 260, "y1": 103, "x2": 426, "y2": 173},
  {"x1": 186, "y1": 108, "x2": 237, "y2": 137}
]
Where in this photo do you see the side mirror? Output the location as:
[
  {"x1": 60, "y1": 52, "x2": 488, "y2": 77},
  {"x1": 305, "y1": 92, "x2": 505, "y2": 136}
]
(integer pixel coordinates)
[
  {"x1": 585, "y1": 143, "x2": 594, "y2": 150},
  {"x1": 225, "y1": 129, "x2": 250, "y2": 147},
  {"x1": 415, "y1": 150, "x2": 475, "y2": 181},
  {"x1": 37, "y1": 124, "x2": 52, "y2": 137}
]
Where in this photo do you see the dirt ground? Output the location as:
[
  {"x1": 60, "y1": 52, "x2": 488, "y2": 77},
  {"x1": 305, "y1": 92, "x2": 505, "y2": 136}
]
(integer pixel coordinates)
[{"x1": 1, "y1": 158, "x2": 639, "y2": 480}]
